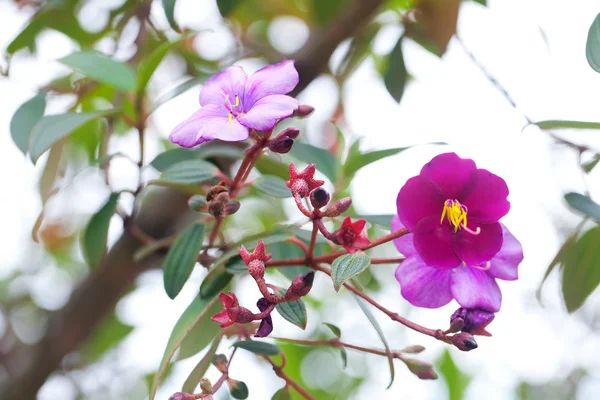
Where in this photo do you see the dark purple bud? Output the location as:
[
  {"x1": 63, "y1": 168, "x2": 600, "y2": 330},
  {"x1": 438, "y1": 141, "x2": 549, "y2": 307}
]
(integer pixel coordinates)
[
  {"x1": 268, "y1": 136, "x2": 294, "y2": 154},
  {"x1": 212, "y1": 354, "x2": 228, "y2": 373},
  {"x1": 255, "y1": 297, "x2": 274, "y2": 337},
  {"x1": 450, "y1": 307, "x2": 495, "y2": 336},
  {"x1": 310, "y1": 187, "x2": 330, "y2": 209},
  {"x1": 168, "y1": 393, "x2": 194, "y2": 400},
  {"x1": 447, "y1": 317, "x2": 465, "y2": 333},
  {"x1": 293, "y1": 104, "x2": 315, "y2": 118},
  {"x1": 452, "y1": 332, "x2": 478, "y2": 351},
  {"x1": 278, "y1": 127, "x2": 300, "y2": 139},
  {"x1": 323, "y1": 197, "x2": 352, "y2": 217},
  {"x1": 286, "y1": 271, "x2": 315, "y2": 300}
]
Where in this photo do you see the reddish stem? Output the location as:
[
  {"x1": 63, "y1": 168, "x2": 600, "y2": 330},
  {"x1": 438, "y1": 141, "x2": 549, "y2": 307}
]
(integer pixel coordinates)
[
  {"x1": 307, "y1": 222, "x2": 319, "y2": 260},
  {"x1": 263, "y1": 355, "x2": 315, "y2": 400}
]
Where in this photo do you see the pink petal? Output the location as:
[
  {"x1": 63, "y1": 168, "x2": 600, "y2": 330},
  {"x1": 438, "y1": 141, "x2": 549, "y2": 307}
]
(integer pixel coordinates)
[
  {"x1": 487, "y1": 224, "x2": 522, "y2": 281},
  {"x1": 395, "y1": 257, "x2": 453, "y2": 308},
  {"x1": 211, "y1": 310, "x2": 231, "y2": 324},
  {"x1": 238, "y1": 94, "x2": 298, "y2": 131},
  {"x1": 220, "y1": 292, "x2": 236, "y2": 308},
  {"x1": 199, "y1": 66, "x2": 247, "y2": 107},
  {"x1": 352, "y1": 219, "x2": 366, "y2": 234},
  {"x1": 453, "y1": 221, "x2": 503, "y2": 266},
  {"x1": 168, "y1": 107, "x2": 218, "y2": 148},
  {"x1": 420, "y1": 153, "x2": 478, "y2": 201},
  {"x1": 391, "y1": 216, "x2": 417, "y2": 257},
  {"x1": 413, "y1": 216, "x2": 461, "y2": 269},
  {"x1": 450, "y1": 266, "x2": 502, "y2": 312},
  {"x1": 202, "y1": 114, "x2": 248, "y2": 142},
  {"x1": 354, "y1": 236, "x2": 371, "y2": 249},
  {"x1": 396, "y1": 175, "x2": 445, "y2": 231},
  {"x1": 243, "y1": 60, "x2": 299, "y2": 108},
  {"x1": 463, "y1": 169, "x2": 510, "y2": 223}
]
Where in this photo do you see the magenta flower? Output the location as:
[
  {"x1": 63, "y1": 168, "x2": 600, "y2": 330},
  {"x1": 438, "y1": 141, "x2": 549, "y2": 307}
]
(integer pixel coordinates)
[{"x1": 169, "y1": 60, "x2": 299, "y2": 147}]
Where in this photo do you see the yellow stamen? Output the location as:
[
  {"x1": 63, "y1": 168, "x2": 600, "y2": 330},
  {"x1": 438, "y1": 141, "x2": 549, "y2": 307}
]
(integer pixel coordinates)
[
  {"x1": 233, "y1": 95, "x2": 240, "y2": 107},
  {"x1": 440, "y1": 200, "x2": 468, "y2": 232},
  {"x1": 228, "y1": 112, "x2": 233, "y2": 127}
]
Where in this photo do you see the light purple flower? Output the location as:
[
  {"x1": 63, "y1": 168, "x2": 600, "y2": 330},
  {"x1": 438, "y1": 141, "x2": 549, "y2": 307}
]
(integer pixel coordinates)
[{"x1": 169, "y1": 60, "x2": 299, "y2": 147}]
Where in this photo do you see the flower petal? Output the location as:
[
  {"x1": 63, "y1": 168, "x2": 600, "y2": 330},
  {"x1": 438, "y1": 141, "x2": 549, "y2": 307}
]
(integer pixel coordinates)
[
  {"x1": 463, "y1": 169, "x2": 510, "y2": 223},
  {"x1": 243, "y1": 60, "x2": 299, "y2": 108},
  {"x1": 413, "y1": 216, "x2": 462, "y2": 269},
  {"x1": 211, "y1": 310, "x2": 231, "y2": 324},
  {"x1": 487, "y1": 224, "x2": 523, "y2": 281},
  {"x1": 351, "y1": 219, "x2": 366, "y2": 234},
  {"x1": 255, "y1": 315, "x2": 273, "y2": 337},
  {"x1": 238, "y1": 94, "x2": 298, "y2": 131},
  {"x1": 220, "y1": 292, "x2": 236, "y2": 308},
  {"x1": 168, "y1": 108, "x2": 215, "y2": 148},
  {"x1": 391, "y1": 216, "x2": 417, "y2": 257},
  {"x1": 420, "y1": 152, "x2": 478, "y2": 201},
  {"x1": 450, "y1": 266, "x2": 502, "y2": 312},
  {"x1": 396, "y1": 175, "x2": 445, "y2": 231},
  {"x1": 354, "y1": 236, "x2": 371, "y2": 249},
  {"x1": 395, "y1": 257, "x2": 453, "y2": 308},
  {"x1": 199, "y1": 66, "x2": 247, "y2": 106},
  {"x1": 199, "y1": 111, "x2": 248, "y2": 143},
  {"x1": 453, "y1": 221, "x2": 503, "y2": 266}
]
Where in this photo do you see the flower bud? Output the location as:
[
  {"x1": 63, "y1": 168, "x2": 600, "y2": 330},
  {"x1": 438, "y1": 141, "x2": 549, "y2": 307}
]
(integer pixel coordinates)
[
  {"x1": 188, "y1": 195, "x2": 207, "y2": 212},
  {"x1": 286, "y1": 163, "x2": 324, "y2": 198},
  {"x1": 286, "y1": 271, "x2": 315, "y2": 300},
  {"x1": 323, "y1": 197, "x2": 352, "y2": 217},
  {"x1": 447, "y1": 317, "x2": 465, "y2": 333},
  {"x1": 200, "y1": 377, "x2": 213, "y2": 394},
  {"x1": 225, "y1": 199, "x2": 241, "y2": 215},
  {"x1": 310, "y1": 187, "x2": 330, "y2": 209},
  {"x1": 450, "y1": 307, "x2": 494, "y2": 336},
  {"x1": 279, "y1": 127, "x2": 300, "y2": 139},
  {"x1": 293, "y1": 104, "x2": 315, "y2": 118},
  {"x1": 403, "y1": 358, "x2": 438, "y2": 380},
  {"x1": 207, "y1": 185, "x2": 230, "y2": 218},
  {"x1": 168, "y1": 393, "x2": 194, "y2": 400},
  {"x1": 268, "y1": 135, "x2": 294, "y2": 154},
  {"x1": 212, "y1": 354, "x2": 228, "y2": 373},
  {"x1": 228, "y1": 306, "x2": 255, "y2": 324},
  {"x1": 451, "y1": 332, "x2": 478, "y2": 351}
]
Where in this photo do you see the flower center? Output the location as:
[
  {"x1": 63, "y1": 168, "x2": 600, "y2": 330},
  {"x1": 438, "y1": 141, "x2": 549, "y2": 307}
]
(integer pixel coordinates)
[
  {"x1": 440, "y1": 199, "x2": 480, "y2": 235},
  {"x1": 221, "y1": 91, "x2": 242, "y2": 127}
]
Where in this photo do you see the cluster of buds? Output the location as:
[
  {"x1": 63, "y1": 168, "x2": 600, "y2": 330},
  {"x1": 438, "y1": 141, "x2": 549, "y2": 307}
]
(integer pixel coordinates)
[
  {"x1": 212, "y1": 241, "x2": 314, "y2": 337},
  {"x1": 205, "y1": 184, "x2": 240, "y2": 218}
]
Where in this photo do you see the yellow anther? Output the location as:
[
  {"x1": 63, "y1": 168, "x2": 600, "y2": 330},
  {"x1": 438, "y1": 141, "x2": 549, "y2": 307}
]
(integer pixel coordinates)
[
  {"x1": 440, "y1": 200, "x2": 468, "y2": 232},
  {"x1": 233, "y1": 95, "x2": 240, "y2": 107},
  {"x1": 228, "y1": 112, "x2": 233, "y2": 127}
]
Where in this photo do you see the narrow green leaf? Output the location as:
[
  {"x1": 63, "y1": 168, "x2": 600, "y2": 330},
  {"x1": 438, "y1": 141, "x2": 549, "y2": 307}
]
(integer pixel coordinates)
[
  {"x1": 276, "y1": 297, "x2": 308, "y2": 330},
  {"x1": 178, "y1": 299, "x2": 222, "y2": 360},
  {"x1": 384, "y1": 36, "x2": 407, "y2": 102},
  {"x1": 81, "y1": 311, "x2": 133, "y2": 362},
  {"x1": 343, "y1": 147, "x2": 410, "y2": 178},
  {"x1": 583, "y1": 154, "x2": 600, "y2": 173},
  {"x1": 331, "y1": 252, "x2": 371, "y2": 292},
  {"x1": 337, "y1": 23, "x2": 381, "y2": 80},
  {"x1": 565, "y1": 192, "x2": 600, "y2": 222},
  {"x1": 162, "y1": 0, "x2": 180, "y2": 32},
  {"x1": 339, "y1": 347, "x2": 348, "y2": 369},
  {"x1": 403, "y1": 358, "x2": 438, "y2": 380},
  {"x1": 59, "y1": 51, "x2": 136, "y2": 92},
  {"x1": 537, "y1": 228, "x2": 582, "y2": 300},
  {"x1": 586, "y1": 13, "x2": 600, "y2": 73},
  {"x1": 216, "y1": 0, "x2": 242, "y2": 17},
  {"x1": 561, "y1": 226, "x2": 600, "y2": 313},
  {"x1": 533, "y1": 120, "x2": 600, "y2": 130},
  {"x1": 230, "y1": 381, "x2": 249, "y2": 399},
  {"x1": 150, "y1": 159, "x2": 218, "y2": 190},
  {"x1": 151, "y1": 145, "x2": 242, "y2": 172},
  {"x1": 151, "y1": 76, "x2": 206, "y2": 112},
  {"x1": 10, "y1": 92, "x2": 46, "y2": 154},
  {"x1": 163, "y1": 223, "x2": 205, "y2": 299},
  {"x1": 231, "y1": 340, "x2": 281, "y2": 355},
  {"x1": 199, "y1": 270, "x2": 233, "y2": 299},
  {"x1": 290, "y1": 142, "x2": 337, "y2": 182},
  {"x1": 137, "y1": 32, "x2": 194, "y2": 91},
  {"x1": 29, "y1": 111, "x2": 113, "y2": 163},
  {"x1": 473, "y1": 0, "x2": 486, "y2": 5},
  {"x1": 149, "y1": 295, "x2": 219, "y2": 400},
  {"x1": 82, "y1": 192, "x2": 120, "y2": 269},
  {"x1": 272, "y1": 387, "x2": 292, "y2": 400},
  {"x1": 438, "y1": 349, "x2": 471, "y2": 400},
  {"x1": 254, "y1": 175, "x2": 292, "y2": 198},
  {"x1": 182, "y1": 336, "x2": 222, "y2": 393},
  {"x1": 323, "y1": 322, "x2": 341, "y2": 338}
]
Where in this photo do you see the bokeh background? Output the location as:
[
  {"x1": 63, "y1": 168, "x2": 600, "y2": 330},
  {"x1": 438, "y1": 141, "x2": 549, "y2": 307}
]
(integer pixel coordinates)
[{"x1": 1, "y1": 0, "x2": 600, "y2": 399}]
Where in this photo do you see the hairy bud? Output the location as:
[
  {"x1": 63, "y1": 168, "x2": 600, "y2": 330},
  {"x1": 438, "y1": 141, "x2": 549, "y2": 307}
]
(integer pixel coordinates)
[
  {"x1": 200, "y1": 377, "x2": 213, "y2": 394},
  {"x1": 452, "y1": 332, "x2": 478, "y2": 351},
  {"x1": 323, "y1": 197, "x2": 352, "y2": 217},
  {"x1": 212, "y1": 354, "x2": 228, "y2": 373},
  {"x1": 268, "y1": 136, "x2": 294, "y2": 154},
  {"x1": 310, "y1": 187, "x2": 330, "y2": 209},
  {"x1": 293, "y1": 104, "x2": 315, "y2": 118},
  {"x1": 207, "y1": 185, "x2": 231, "y2": 218},
  {"x1": 285, "y1": 271, "x2": 315, "y2": 301}
]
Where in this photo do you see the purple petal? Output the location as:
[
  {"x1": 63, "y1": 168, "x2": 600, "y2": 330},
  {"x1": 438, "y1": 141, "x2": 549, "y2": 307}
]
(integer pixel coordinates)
[
  {"x1": 395, "y1": 256, "x2": 453, "y2": 308},
  {"x1": 243, "y1": 60, "x2": 299, "y2": 109},
  {"x1": 396, "y1": 175, "x2": 445, "y2": 231},
  {"x1": 420, "y1": 153, "x2": 478, "y2": 201},
  {"x1": 487, "y1": 224, "x2": 522, "y2": 281},
  {"x1": 238, "y1": 95, "x2": 298, "y2": 131},
  {"x1": 168, "y1": 105, "x2": 227, "y2": 148},
  {"x1": 199, "y1": 66, "x2": 247, "y2": 107},
  {"x1": 255, "y1": 315, "x2": 273, "y2": 337},
  {"x1": 413, "y1": 216, "x2": 461, "y2": 269},
  {"x1": 453, "y1": 221, "x2": 503, "y2": 266},
  {"x1": 450, "y1": 266, "x2": 502, "y2": 312},
  {"x1": 205, "y1": 117, "x2": 248, "y2": 142},
  {"x1": 391, "y1": 216, "x2": 417, "y2": 257},
  {"x1": 463, "y1": 169, "x2": 510, "y2": 223}
]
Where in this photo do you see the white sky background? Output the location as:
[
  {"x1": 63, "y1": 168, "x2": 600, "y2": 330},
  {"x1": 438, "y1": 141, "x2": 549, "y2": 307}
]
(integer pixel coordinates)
[{"x1": 1, "y1": 0, "x2": 600, "y2": 399}]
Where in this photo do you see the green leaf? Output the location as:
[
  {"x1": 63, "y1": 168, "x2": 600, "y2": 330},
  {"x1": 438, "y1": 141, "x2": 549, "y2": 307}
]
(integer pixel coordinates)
[
  {"x1": 150, "y1": 159, "x2": 219, "y2": 191},
  {"x1": 59, "y1": 51, "x2": 136, "y2": 92},
  {"x1": 337, "y1": 23, "x2": 381, "y2": 80},
  {"x1": 29, "y1": 111, "x2": 114, "y2": 163},
  {"x1": 149, "y1": 295, "x2": 219, "y2": 400},
  {"x1": 290, "y1": 142, "x2": 337, "y2": 182},
  {"x1": 82, "y1": 192, "x2": 120, "y2": 269},
  {"x1": 10, "y1": 92, "x2": 46, "y2": 154},
  {"x1": 438, "y1": 349, "x2": 471, "y2": 400},
  {"x1": 323, "y1": 322, "x2": 341, "y2": 338},
  {"x1": 272, "y1": 387, "x2": 292, "y2": 400},
  {"x1": 339, "y1": 347, "x2": 348, "y2": 369},
  {"x1": 586, "y1": 13, "x2": 600, "y2": 73},
  {"x1": 178, "y1": 299, "x2": 222, "y2": 360},
  {"x1": 533, "y1": 120, "x2": 600, "y2": 130},
  {"x1": 230, "y1": 381, "x2": 249, "y2": 399},
  {"x1": 561, "y1": 226, "x2": 600, "y2": 313},
  {"x1": 254, "y1": 175, "x2": 292, "y2": 198},
  {"x1": 151, "y1": 76, "x2": 206, "y2": 112},
  {"x1": 217, "y1": 0, "x2": 242, "y2": 17},
  {"x1": 354, "y1": 295, "x2": 395, "y2": 388},
  {"x1": 403, "y1": 358, "x2": 438, "y2": 380},
  {"x1": 163, "y1": 223, "x2": 205, "y2": 299},
  {"x1": 81, "y1": 311, "x2": 133, "y2": 362},
  {"x1": 232, "y1": 340, "x2": 281, "y2": 355},
  {"x1": 255, "y1": 155, "x2": 290, "y2": 180},
  {"x1": 360, "y1": 214, "x2": 394, "y2": 227},
  {"x1": 276, "y1": 297, "x2": 308, "y2": 330},
  {"x1": 384, "y1": 36, "x2": 407, "y2": 102},
  {"x1": 182, "y1": 336, "x2": 222, "y2": 392},
  {"x1": 565, "y1": 193, "x2": 600, "y2": 222},
  {"x1": 162, "y1": 0, "x2": 180, "y2": 32},
  {"x1": 331, "y1": 252, "x2": 371, "y2": 292},
  {"x1": 137, "y1": 32, "x2": 194, "y2": 91},
  {"x1": 583, "y1": 154, "x2": 600, "y2": 173},
  {"x1": 199, "y1": 270, "x2": 233, "y2": 299},
  {"x1": 473, "y1": 0, "x2": 486, "y2": 5}
]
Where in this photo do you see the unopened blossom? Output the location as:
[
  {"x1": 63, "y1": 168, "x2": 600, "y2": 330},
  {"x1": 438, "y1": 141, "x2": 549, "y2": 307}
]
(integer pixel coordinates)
[
  {"x1": 211, "y1": 292, "x2": 254, "y2": 327},
  {"x1": 451, "y1": 307, "x2": 495, "y2": 336},
  {"x1": 169, "y1": 60, "x2": 299, "y2": 147},
  {"x1": 286, "y1": 162, "x2": 325, "y2": 198},
  {"x1": 239, "y1": 240, "x2": 272, "y2": 280},
  {"x1": 333, "y1": 217, "x2": 371, "y2": 253}
]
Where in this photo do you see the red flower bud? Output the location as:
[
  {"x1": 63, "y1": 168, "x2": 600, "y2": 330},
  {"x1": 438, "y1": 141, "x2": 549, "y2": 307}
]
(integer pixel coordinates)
[
  {"x1": 293, "y1": 104, "x2": 315, "y2": 118},
  {"x1": 239, "y1": 240, "x2": 272, "y2": 280},
  {"x1": 285, "y1": 271, "x2": 315, "y2": 301},
  {"x1": 332, "y1": 217, "x2": 370, "y2": 253},
  {"x1": 323, "y1": 197, "x2": 352, "y2": 217},
  {"x1": 286, "y1": 162, "x2": 325, "y2": 198}
]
